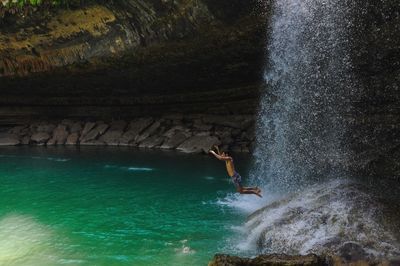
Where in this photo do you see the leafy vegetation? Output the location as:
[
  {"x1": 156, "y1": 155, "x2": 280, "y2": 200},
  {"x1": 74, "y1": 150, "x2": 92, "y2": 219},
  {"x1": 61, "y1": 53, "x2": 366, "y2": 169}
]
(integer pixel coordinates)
[
  {"x1": 1, "y1": 0, "x2": 61, "y2": 8},
  {"x1": 0, "y1": 0, "x2": 101, "y2": 17}
]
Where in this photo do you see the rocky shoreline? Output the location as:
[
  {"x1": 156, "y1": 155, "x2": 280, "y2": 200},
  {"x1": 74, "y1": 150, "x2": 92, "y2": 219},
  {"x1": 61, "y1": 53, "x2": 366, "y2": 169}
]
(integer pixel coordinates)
[
  {"x1": 0, "y1": 115, "x2": 255, "y2": 153},
  {"x1": 208, "y1": 254, "x2": 400, "y2": 266}
]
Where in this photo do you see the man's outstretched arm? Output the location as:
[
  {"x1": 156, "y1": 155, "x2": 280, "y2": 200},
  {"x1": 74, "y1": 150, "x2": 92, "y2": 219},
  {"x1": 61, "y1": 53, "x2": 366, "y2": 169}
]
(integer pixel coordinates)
[{"x1": 209, "y1": 150, "x2": 232, "y2": 161}]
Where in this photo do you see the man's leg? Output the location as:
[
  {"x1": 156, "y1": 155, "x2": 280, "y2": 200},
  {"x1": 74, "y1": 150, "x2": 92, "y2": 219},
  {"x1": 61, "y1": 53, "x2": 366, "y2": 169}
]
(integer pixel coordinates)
[{"x1": 237, "y1": 186, "x2": 262, "y2": 198}]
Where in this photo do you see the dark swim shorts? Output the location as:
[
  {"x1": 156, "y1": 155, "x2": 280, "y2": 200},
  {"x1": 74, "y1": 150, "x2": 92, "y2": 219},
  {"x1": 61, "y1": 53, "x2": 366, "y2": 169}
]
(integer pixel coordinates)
[{"x1": 231, "y1": 171, "x2": 243, "y2": 188}]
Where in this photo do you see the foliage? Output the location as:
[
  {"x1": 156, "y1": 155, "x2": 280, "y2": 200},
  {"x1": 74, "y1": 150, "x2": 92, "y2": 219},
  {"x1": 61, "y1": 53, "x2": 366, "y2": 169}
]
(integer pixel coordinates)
[{"x1": 0, "y1": 0, "x2": 100, "y2": 17}]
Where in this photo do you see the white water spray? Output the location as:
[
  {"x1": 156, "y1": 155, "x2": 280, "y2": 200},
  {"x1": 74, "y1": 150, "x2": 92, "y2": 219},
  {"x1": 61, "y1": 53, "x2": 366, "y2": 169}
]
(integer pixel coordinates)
[
  {"x1": 221, "y1": 0, "x2": 400, "y2": 260},
  {"x1": 253, "y1": 0, "x2": 359, "y2": 191}
]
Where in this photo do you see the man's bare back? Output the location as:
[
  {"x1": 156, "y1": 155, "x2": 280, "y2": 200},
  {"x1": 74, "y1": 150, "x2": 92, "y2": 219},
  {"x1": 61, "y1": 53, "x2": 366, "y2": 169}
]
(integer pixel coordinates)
[{"x1": 209, "y1": 146, "x2": 262, "y2": 198}]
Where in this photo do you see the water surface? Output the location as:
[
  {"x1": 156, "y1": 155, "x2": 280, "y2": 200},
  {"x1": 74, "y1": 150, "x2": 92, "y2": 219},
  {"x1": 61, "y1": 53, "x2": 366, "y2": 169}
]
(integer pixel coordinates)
[{"x1": 0, "y1": 146, "x2": 254, "y2": 266}]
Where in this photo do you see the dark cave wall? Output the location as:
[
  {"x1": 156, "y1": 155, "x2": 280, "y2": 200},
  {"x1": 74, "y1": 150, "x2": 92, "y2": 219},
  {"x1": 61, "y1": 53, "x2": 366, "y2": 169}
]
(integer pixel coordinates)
[
  {"x1": 350, "y1": 0, "x2": 400, "y2": 178},
  {"x1": 0, "y1": 0, "x2": 268, "y2": 123},
  {"x1": 0, "y1": 0, "x2": 399, "y2": 177}
]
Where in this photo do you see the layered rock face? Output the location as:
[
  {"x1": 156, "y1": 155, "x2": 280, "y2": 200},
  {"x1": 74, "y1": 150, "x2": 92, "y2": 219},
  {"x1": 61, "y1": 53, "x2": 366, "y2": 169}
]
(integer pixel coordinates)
[
  {"x1": 0, "y1": 114, "x2": 255, "y2": 153},
  {"x1": 0, "y1": 0, "x2": 399, "y2": 170},
  {"x1": 0, "y1": 0, "x2": 266, "y2": 124},
  {"x1": 208, "y1": 253, "x2": 399, "y2": 266}
]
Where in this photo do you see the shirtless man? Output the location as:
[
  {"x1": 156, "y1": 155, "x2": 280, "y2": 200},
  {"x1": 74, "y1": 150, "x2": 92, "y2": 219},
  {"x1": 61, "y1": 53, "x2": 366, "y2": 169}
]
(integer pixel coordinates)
[{"x1": 209, "y1": 146, "x2": 262, "y2": 198}]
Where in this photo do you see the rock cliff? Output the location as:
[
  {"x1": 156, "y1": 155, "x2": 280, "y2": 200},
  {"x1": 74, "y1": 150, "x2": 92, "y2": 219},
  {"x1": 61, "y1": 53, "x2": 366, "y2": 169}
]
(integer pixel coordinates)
[
  {"x1": 0, "y1": 0, "x2": 399, "y2": 176},
  {"x1": 0, "y1": 0, "x2": 267, "y2": 123},
  {"x1": 349, "y1": 0, "x2": 400, "y2": 179}
]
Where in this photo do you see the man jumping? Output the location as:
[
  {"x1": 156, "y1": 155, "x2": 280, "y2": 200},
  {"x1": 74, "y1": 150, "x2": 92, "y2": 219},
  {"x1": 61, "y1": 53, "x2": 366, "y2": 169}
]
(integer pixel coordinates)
[{"x1": 209, "y1": 146, "x2": 262, "y2": 198}]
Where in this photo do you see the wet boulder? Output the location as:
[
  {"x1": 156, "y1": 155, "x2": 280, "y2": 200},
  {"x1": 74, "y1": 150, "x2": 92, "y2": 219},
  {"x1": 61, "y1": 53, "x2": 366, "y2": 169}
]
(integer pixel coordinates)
[
  {"x1": 135, "y1": 121, "x2": 161, "y2": 144},
  {"x1": 99, "y1": 120, "x2": 127, "y2": 146},
  {"x1": 66, "y1": 133, "x2": 80, "y2": 145},
  {"x1": 48, "y1": 124, "x2": 69, "y2": 145},
  {"x1": 80, "y1": 122, "x2": 96, "y2": 138},
  {"x1": 138, "y1": 136, "x2": 165, "y2": 149},
  {"x1": 119, "y1": 118, "x2": 154, "y2": 146},
  {"x1": 208, "y1": 254, "x2": 324, "y2": 266},
  {"x1": 80, "y1": 123, "x2": 109, "y2": 144},
  {"x1": 177, "y1": 135, "x2": 220, "y2": 153},
  {"x1": 0, "y1": 133, "x2": 20, "y2": 146},
  {"x1": 31, "y1": 132, "x2": 51, "y2": 144},
  {"x1": 161, "y1": 131, "x2": 191, "y2": 149}
]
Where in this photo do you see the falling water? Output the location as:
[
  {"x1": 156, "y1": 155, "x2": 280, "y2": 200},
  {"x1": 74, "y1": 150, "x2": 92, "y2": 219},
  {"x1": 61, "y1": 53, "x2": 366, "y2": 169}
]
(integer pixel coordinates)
[
  {"x1": 229, "y1": 0, "x2": 400, "y2": 259},
  {"x1": 252, "y1": 0, "x2": 359, "y2": 191}
]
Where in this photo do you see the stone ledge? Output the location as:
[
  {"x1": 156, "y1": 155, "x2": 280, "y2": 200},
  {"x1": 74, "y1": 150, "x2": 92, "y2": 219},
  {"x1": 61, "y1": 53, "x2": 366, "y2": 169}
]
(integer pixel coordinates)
[
  {"x1": 208, "y1": 254, "x2": 400, "y2": 266},
  {"x1": 0, "y1": 115, "x2": 256, "y2": 154}
]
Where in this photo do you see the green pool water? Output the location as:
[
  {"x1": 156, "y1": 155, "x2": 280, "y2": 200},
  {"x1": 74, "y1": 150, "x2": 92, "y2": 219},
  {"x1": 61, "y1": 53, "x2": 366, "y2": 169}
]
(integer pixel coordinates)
[{"x1": 0, "y1": 146, "x2": 254, "y2": 266}]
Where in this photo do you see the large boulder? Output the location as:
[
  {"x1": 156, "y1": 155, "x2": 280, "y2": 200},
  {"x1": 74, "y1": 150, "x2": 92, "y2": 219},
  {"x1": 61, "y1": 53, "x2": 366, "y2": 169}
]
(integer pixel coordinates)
[
  {"x1": 163, "y1": 125, "x2": 187, "y2": 138},
  {"x1": 128, "y1": 118, "x2": 154, "y2": 135},
  {"x1": 119, "y1": 118, "x2": 154, "y2": 145},
  {"x1": 119, "y1": 130, "x2": 139, "y2": 146},
  {"x1": 31, "y1": 132, "x2": 51, "y2": 144},
  {"x1": 135, "y1": 121, "x2": 161, "y2": 144},
  {"x1": 100, "y1": 130, "x2": 124, "y2": 146},
  {"x1": 161, "y1": 131, "x2": 191, "y2": 149},
  {"x1": 80, "y1": 123, "x2": 109, "y2": 143},
  {"x1": 99, "y1": 120, "x2": 127, "y2": 145},
  {"x1": 208, "y1": 254, "x2": 325, "y2": 266},
  {"x1": 65, "y1": 133, "x2": 79, "y2": 145},
  {"x1": 48, "y1": 124, "x2": 69, "y2": 145},
  {"x1": 0, "y1": 133, "x2": 20, "y2": 146},
  {"x1": 80, "y1": 122, "x2": 96, "y2": 138},
  {"x1": 177, "y1": 135, "x2": 220, "y2": 153},
  {"x1": 138, "y1": 136, "x2": 165, "y2": 149}
]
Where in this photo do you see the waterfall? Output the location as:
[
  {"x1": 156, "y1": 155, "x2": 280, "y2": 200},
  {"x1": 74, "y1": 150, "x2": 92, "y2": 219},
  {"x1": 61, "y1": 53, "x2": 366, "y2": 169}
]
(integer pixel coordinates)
[
  {"x1": 252, "y1": 0, "x2": 360, "y2": 191},
  {"x1": 221, "y1": 1, "x2": 400, "y2": 259}
]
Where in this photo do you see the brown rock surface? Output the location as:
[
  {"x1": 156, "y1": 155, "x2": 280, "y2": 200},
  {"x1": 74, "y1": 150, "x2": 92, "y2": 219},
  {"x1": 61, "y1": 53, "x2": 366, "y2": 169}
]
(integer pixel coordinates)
[
  {"x1": 161, "y1": 131, "x2": 191, "y2": 149},
  {"x1": 31, "y1": 132, "x2": 51, "y2": 144},
  {"x1": 80, "y1": 123, "x2": 109, "y2": 143},
  {"x1": 98, "y1": 120, "x2": 127, "y2": 145},
  {"x1": 119, "y1": 118, "x2": 155, "y2": 145},
  {"x1": 49, "y1": 124, "x2": 69, "y2": 145},
  {"x1": 0, "y1": 133, "x2": 20, "y2": 146},
  {"x1": 66, "y1": 133, "x2": 79, "y2": 145},
  {"x1": 177, "y1": 135, "x2": 220, "y2": 153},
  {"x1": 138, "y1": 136, "x2": 165, "y2": 149},
  {"x1": 135, "y1": 121, "x2": 161, "y2": 144},
  {"x1": 208, "y1": 254, "x2": 325, "y2": 266},
  {"x1": 100, "y1": 130, "x2": 124, "y2": 146}
]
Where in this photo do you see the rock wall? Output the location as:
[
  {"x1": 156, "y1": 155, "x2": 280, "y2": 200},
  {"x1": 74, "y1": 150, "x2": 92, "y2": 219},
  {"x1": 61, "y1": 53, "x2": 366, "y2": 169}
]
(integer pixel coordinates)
[
  {"x1": 349, "y1": 0, "x2": 400, "y2": 179},
  {"x1": 0, "y1": 0, "x2": 399, "y2": 172},
  {"x1": 208, "y1": 253, "x2": 399, "y2": 266},
  {"x1": 0, "y1": 114, "x2": 255, "y2": 153},
  {"x1": 0, "y1": 1, "x2": 267, "y2": 124}
]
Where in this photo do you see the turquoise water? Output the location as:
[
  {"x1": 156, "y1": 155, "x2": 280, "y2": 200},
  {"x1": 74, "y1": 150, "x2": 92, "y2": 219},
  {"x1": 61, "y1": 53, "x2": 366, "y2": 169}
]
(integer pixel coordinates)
[{"x1": 0, "y1": 147, "x2": 253, "y2": 266}]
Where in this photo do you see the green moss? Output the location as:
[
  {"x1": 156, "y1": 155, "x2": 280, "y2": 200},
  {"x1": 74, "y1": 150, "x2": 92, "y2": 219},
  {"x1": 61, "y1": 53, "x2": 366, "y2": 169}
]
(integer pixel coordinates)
[{"x1": 0, "y1": 0, "x2": 106, "y2": 17}]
